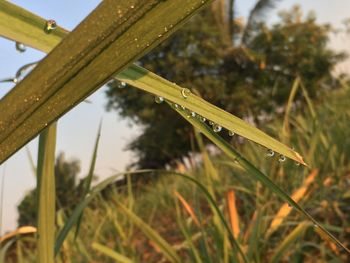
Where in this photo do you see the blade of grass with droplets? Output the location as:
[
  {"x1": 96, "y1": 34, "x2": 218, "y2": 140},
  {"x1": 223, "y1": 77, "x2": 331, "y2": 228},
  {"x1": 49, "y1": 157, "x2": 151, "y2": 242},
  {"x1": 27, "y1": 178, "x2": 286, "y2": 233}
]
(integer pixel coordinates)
[
  {"x1": 36, "y1": 123, "x2": 57, "y2": 263},
  {"x1": 91, "y1": 242, "x2": 133, "y2": 263},
  {"x1": 116, "y1": 64, "x2": 306, "y2": 165},
  {"x1": 0, "y1": 1, "x2": 305, "y2": 166},
  {"x1": 74, "y1": 122, "x2": 102, "y2": 239},
  {"x1": 172, "y1": 104, "x2": 350, "y2": 255},
  {"x1": 0, "y1": 0, "x2": 213, "y2": 164}
]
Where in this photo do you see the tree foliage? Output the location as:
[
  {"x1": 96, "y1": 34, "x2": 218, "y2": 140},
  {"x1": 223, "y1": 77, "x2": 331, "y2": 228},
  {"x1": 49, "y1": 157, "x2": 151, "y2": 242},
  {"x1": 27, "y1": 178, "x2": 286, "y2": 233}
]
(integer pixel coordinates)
[{"x1": 105, "y1": 4, "x2": 346, "y2": 168}]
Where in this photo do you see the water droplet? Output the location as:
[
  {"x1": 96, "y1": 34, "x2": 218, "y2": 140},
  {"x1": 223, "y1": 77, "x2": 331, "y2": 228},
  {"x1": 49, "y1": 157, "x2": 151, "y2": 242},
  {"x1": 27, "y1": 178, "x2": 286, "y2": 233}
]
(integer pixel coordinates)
[
  {"x1": 278, "y1": 155, "x2": 286, "y2": 162},
  {"x1": 198, "y1": 116, "x2": 206, "y2": 122},
  {"x1": 209, "y1": 121, "x2": 214, "y2": 126},
  {"x1": 295, "y1": 162, "x2": 301, "y2": 166},
  {"x1": 174, "y1": 104, "x2": 179, "y2": 109},
  {"x1": 15, "y1": 42, "x2": 26, "y2": 53},
  {"x1": 228, "y1": 130, "x2": 235, "y2": 136},
  {"x1": 13, "y1": 78, "x2": 18, "y2": 84},
  {"x1": 164, "y1": 27, "x2": 168, "y2": 32},
  {"x1": 181, "y1": 105, "x2": 186, "y2": 110},
  {"x1": 266, "y1": 149, "x2": 274, "y2": 157},
  {"x1": 45, "y1": 19, "x2": 57, "y2": 33},
  {"x1": 313, "y1": 224, "x2": 318, "y2": 228},
  {"x1": 181, "y1": 88, "x2": 191, "y2": 99},
  {"x1": 134, "y1": 38, "x2": 138, "y2": 41},
  {"x1": 130, "y1": 5, "x2": 135, "y2": 9},
  {"x1": 155, "y1": 96, "x2": 164, "y2": 104},
  {"x1": 119, "y1": 82, "x2": 127, "y2": 88},
  {"x1": 191, "y1": 112, "x2": 196, "y2": 117},
  {"x1": 213, "y1": 124, "x2": 222, "y2": 133}
]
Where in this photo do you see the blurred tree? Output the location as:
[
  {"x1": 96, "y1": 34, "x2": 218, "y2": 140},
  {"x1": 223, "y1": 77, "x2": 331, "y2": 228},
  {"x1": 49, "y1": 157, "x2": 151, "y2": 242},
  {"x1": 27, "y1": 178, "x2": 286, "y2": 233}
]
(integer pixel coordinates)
[
  {"x1": 17, "y1": 153, "x2": 85, "y2": 226},
  {"x1": 105, "y1": 2, "x2": 346, "y2": 168}
]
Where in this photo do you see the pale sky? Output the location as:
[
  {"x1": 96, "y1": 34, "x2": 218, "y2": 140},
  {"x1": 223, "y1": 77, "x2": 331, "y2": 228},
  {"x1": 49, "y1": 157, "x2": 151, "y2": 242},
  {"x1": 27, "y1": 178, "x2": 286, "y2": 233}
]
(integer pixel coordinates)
[{"x1": 0, "y1": 0, "x2": 349, "y2": 233}]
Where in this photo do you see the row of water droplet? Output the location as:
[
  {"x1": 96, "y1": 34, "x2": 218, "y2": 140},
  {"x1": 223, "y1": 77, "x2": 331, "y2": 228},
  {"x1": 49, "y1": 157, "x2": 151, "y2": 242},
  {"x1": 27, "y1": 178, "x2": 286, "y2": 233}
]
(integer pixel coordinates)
[
  {"x1": 151, "y1": 86, "x2": 303, "y2": 165},
  {"x1": 115, "y1": 81, "x2": 301, "y2": 166}
]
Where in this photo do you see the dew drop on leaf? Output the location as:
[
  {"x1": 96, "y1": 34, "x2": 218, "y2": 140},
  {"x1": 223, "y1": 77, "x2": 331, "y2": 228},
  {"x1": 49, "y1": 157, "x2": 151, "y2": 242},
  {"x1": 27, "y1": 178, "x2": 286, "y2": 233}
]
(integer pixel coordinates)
[
  {"x1": 266, "y1": 149, "x2": 274, "y2": 157},
  {"x1": 278, "y1": 155, "x2": 286, "y2": 162},
  {"x1": 213, "y1": 124, "x2": 222, "y2": 133},
  {"x1": 199, "y1": 116, "x2": 206, "y2": 122},
  {"x1": 45, "y1": 19, "x2": 57, "y2": 33},
  {"x1": 181, "y1": 88, "x2": 191, "y2": 99},
  {"x1": 15, "y1": 42, "x2": 26, "y2": 53},
  {"x1": 155, "y1": 96, "x2": 164, "y2": 104}
]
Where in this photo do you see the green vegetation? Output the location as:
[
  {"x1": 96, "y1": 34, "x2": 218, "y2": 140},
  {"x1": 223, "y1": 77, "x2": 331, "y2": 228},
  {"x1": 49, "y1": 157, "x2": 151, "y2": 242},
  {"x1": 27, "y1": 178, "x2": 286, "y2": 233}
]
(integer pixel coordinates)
[{"x1": 0, "y1": 0, "x2": 349, "y2": 262}]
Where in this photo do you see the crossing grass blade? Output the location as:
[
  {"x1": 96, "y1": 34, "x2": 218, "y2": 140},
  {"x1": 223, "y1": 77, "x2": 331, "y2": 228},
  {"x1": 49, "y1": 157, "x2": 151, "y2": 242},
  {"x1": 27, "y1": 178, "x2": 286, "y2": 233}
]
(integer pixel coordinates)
[
  {"x1": 0, "y1": 0, "x2": 305, "y2": 166},
  {"x1": 172, "y1": 104, "x2": 350, "y2": 255},
  {"x1": 36, "y1": 123, "x2": 57, "y2": 263},
  {"x1": 0, "y1": 0, "x2": 213, "y2": 164}
]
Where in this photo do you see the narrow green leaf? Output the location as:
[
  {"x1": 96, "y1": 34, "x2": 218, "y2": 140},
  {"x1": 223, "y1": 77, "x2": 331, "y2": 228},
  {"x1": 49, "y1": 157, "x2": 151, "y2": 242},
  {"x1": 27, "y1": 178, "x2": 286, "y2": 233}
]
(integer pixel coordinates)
[
  {"x1": 0, "y1": 0, "x2": 213, "y2": 164},
  {"x1": 91, "y1": 242, "x2": 133, "y2": 263},
  {"x1": 25, "y1": 146, "x2": 36, "y2": 177},
  {"x1": 282, "y1": 77, "x2": 300, "y2": 139},
  {"x1": 74, "y1": 121, "x2": 102, "y2": 238},
  {"x1": 36, "y1": 123, "x2": 57, "y2": 263},
  {"x1": 116, "y1": 65, "x2": 306, "y2": 165},
  {"x1": 173, "y1": 104, "x2": 350, "y2": 255}
]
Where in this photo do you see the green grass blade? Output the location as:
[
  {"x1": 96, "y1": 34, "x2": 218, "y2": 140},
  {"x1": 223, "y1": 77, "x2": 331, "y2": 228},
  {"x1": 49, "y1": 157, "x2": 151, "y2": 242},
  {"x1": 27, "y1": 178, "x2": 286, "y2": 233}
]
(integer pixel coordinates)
[
  {"x1": 270, "y1": 222, "x2": 310, "y2": 263},
  {"x1": 0, "y1": 0, "x2": 213, "y2": 164},
  {"x1": 91, "y1": 242, "x2": 133, "y2": 263},
  {"x1": 74, "y1": 122, "x2": 102, "y2": 239},
  {"x1": 173, "y1": 104, "x2": 350, "y2": 255},
  {"x1": 25, "y1": 147, "x2": 36, "y2": 177},
  {"x1": 116, "y1": 64, "x2": 306, "y2": 165},
  {"x1": 36, "y1": 123, "x2": 57, "y2": 263},
  {"x1": 282, "y1": 77, "x2": 300, "y2": 140}
]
